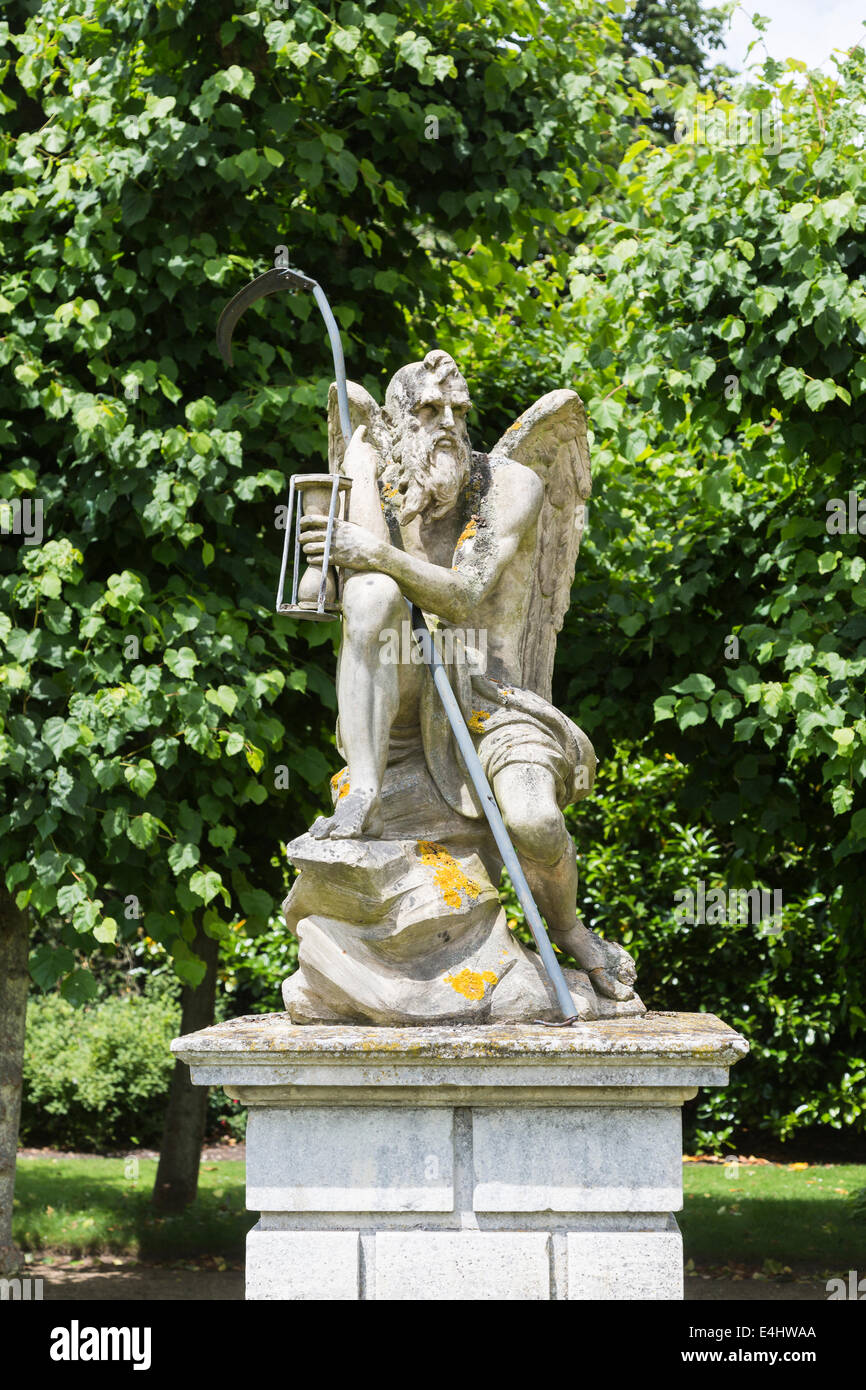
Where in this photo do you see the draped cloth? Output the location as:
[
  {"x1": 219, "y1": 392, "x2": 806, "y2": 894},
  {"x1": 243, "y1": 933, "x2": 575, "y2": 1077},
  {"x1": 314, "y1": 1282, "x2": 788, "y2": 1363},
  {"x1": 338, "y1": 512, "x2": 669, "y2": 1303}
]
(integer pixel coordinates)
[{"x1": 418, "y1": 643, "x2": 597, "y2": 822}]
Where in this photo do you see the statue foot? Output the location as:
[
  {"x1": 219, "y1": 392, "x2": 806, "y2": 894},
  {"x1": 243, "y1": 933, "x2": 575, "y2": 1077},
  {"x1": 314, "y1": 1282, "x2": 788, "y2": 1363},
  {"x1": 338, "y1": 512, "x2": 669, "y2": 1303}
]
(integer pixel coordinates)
[
  {"x1": 588, "y1": 965, "x2": 635, "y2": 1002},
  {"x1": 553, "y1": 917, "x2": 637, "y2": 1002},
  {"x1": 308, "y1": 788, "x2": 384, "y2": 841}
]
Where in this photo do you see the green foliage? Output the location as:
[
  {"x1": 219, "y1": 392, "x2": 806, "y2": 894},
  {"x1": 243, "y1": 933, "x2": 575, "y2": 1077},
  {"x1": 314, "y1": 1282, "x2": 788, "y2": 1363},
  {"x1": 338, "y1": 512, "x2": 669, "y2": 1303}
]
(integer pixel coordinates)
[
  {"x1": 21, "y1": 974, "x2": 245, "y2": 1148},
  {"x1": 621, "y1": 0, "x2": 731, "y2": 85},
  {"x1": 565, "y1": 62, "x2": 866, "y2": 872},
  {"x1": 567, "y1": 748, "x2": 865, "y2": 1150},
  {"x1": 218, "y1": 915, "x2": 298, "y2": 1016},
  {"x1": 620, "y1": 0, "x2": 734, "y2": 136},
  {"x1": 20, "y1": 981, "x2": 181, "y2": 1149},
  {"x1": 4, "y1": 0, "x2": 861, "y2": 1156},
  {"x1": 553, "y1": 56, "x2": 866, "y2": 1047}
]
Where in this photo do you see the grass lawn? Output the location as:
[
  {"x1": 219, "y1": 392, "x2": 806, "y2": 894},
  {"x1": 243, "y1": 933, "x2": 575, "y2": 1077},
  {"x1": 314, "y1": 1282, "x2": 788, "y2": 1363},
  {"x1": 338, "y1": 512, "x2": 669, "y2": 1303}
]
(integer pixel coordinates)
[
  {"x1": 680, "y1": 1162, "x2": 866, "y2": 1273},
  {"x1": 12, "y1": 1155, "x2": 866, "y2": 1271},
  {"x1": 14, "y1": 1156, "x2": 252, "y2": 1262}
]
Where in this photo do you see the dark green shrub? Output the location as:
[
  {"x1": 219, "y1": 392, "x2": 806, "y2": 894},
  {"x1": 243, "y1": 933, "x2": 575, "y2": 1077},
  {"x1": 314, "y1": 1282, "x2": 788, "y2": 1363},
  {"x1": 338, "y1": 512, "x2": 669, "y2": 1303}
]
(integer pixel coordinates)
[
  {"x1": 502, "y1": 741, "x2": 865, "y2": 1151},
  {"x1": 21, "y1": 969, "x2": 250, "y2": 1149},
  {"x1": 217, "y1": 916, "x2": 299, "y2": 1018},
  {"x1": 21, "y1": 979, "x2": 180, "y2": 1150},
  {"x1": 574, "y1": 745, "x2": 865, "y2": 1151}
]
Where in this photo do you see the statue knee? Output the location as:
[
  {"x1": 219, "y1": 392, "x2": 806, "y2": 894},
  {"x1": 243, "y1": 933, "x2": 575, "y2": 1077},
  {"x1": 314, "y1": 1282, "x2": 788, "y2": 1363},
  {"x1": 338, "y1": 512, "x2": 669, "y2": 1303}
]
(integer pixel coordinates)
[
  {"x1": 342, "y1": 573, "x2": 404, "y2": 644},
  {"x1": 502, "y1": 800, "x2": 568, "y2": 866}
]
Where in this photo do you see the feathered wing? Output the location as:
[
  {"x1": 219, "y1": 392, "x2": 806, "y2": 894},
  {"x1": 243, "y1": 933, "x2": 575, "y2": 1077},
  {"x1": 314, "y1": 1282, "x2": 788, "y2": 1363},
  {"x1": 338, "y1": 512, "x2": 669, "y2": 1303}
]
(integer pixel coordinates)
[
  {"x1": 491, "y1": 389, "x2": 590, "y2": 703},
  {"x1": 327, "y1": 381, "x2": 390, "y2": 473}
]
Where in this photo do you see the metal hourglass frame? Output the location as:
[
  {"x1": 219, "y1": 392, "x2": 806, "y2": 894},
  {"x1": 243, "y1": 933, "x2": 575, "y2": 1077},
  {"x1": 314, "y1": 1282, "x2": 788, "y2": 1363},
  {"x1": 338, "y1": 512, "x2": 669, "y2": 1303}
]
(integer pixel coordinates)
[{"x1": 276, "y1": 471, "x2": 352, "y2": 621}]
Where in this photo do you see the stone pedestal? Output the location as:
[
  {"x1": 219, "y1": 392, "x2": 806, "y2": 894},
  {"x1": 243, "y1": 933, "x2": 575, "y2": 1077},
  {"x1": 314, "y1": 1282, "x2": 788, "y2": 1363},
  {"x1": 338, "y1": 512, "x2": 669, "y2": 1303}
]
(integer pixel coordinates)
[{"x1": 172, "y1": 1011, "x2": 747, "y2": 1301}]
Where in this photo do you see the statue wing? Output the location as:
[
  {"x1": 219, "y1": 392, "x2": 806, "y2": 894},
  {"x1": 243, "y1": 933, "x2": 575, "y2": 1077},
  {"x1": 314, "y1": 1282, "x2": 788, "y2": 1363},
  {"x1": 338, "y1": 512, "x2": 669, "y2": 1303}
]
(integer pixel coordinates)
[
  {"x1": 327, "y1": 381, "x2": 390, "y2": 473},
  {"x1": 491, "y1": 389, "x2": 590, "y2": 703}
]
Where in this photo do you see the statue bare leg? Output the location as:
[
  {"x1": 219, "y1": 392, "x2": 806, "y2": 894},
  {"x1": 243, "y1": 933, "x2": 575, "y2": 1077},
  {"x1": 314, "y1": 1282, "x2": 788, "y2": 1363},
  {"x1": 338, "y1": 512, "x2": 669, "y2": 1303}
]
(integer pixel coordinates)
[
  {"x1": 493, "y1": 765, "x2": 637, "y2": 1000},
  {"x1": 309, "y1": 572, "x2": 409, "y2": 841}
]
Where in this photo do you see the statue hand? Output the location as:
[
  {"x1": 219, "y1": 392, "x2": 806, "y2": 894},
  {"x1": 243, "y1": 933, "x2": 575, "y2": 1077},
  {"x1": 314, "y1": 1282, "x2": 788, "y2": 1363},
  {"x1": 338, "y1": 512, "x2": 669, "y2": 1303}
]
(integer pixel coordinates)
[{"x1": 300, "y1": 515, "x2": 384, "y2": 572}]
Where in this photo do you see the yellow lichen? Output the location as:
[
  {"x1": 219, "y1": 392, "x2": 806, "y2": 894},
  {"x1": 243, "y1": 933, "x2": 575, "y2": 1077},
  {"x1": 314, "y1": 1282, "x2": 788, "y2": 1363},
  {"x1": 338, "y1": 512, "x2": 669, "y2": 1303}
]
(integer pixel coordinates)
[
  {"x1": 444, "y1": 968, "x2": 497, "y2": 1000},
  {"x1": 455, "y1": 517, "x2": 477, "y2": 549},
  {"x1": 467, "y1": 709, "x2": 491, "y2": 733},
  {"x1": 330, "y1": 768, "x2": 350, "y2": 801},
  {"x1": 416, "y1": 840, "x2": 481, "y2": 909}
]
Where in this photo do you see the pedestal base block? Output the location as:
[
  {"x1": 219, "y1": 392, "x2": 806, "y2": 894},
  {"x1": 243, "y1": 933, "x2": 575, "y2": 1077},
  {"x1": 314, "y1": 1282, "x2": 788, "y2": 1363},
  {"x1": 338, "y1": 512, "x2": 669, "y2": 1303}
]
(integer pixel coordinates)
[
  {"x1": 246, "y1": 1230, "x2": 360, "y2": 1301},
  {"x1": 567, "y1": 1230, "x2": 683, "y2": 1300}
]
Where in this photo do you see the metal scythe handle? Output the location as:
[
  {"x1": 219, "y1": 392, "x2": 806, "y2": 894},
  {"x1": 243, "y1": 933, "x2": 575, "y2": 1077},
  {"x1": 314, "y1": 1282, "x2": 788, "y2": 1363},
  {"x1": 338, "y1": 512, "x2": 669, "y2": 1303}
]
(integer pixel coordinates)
[
  {"x1": 216, "y1": 266, "x2": 580, "y2": 1023},
  {"x1": 409, "y1": 608, "x2": 579, "y2": 1025}
]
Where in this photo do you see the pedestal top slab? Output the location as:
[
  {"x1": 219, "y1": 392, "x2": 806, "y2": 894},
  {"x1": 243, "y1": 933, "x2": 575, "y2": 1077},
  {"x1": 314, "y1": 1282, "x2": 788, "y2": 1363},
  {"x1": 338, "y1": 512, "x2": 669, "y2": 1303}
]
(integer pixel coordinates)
[{"x1": 173, "y1": 1010, "x2": 748, "y2": 1093}]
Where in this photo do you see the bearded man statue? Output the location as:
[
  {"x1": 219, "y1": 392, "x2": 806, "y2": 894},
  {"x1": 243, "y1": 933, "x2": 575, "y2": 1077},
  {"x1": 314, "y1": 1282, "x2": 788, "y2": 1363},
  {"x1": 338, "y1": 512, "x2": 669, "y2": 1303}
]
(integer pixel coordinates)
[{"x1": 282, "y1": 349, "x2": 644, "y2": 1026}]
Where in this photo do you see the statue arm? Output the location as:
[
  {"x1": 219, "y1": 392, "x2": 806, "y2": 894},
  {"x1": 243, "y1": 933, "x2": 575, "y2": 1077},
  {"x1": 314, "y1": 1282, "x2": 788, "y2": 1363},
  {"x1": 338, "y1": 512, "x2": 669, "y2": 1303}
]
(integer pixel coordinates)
[
  {"x1": 300, "y1": 459, "x2": 542, "y2": 624},
  {"x1": 373, "y1": 537, "x2": 510, "y2": 625},
  {"x1": 367, "y1": 462, "x2": 542, "y2": 624}
]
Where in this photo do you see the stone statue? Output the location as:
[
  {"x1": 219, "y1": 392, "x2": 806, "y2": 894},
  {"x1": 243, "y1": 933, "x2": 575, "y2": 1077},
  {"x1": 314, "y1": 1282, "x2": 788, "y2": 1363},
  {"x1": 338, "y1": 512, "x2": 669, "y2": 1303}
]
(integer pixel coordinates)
[{"x1": 279, "y1": 349, "x2": 643, "y2": 1026}]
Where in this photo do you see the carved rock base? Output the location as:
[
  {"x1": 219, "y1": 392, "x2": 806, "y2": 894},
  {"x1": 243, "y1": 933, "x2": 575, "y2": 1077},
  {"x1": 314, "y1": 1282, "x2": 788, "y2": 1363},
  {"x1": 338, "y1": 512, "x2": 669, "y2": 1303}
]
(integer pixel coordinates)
[{"x1": 281, "y1": 833, "x2": 645, "y2": 1025}]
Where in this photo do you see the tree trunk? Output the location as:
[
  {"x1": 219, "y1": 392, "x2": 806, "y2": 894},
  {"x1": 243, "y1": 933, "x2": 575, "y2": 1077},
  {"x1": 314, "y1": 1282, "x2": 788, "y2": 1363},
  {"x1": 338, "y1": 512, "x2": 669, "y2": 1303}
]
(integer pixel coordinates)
[
  {"x1": 0, "y1": 889, "x2": 29, "y2": 1276},
  {"x1": 152, "y1": 924, "x2": 219, "y2": 1213}
]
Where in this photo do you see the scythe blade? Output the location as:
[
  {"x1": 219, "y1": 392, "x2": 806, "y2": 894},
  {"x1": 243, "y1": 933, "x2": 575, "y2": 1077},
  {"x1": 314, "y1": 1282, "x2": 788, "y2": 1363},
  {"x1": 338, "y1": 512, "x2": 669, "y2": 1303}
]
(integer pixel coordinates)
[
  {"x1": 216, "y1": 266, "x2": 317, "y2": 367},
  {"x1": 216, "y1": 265, "x2": 351, "y2": 443}
]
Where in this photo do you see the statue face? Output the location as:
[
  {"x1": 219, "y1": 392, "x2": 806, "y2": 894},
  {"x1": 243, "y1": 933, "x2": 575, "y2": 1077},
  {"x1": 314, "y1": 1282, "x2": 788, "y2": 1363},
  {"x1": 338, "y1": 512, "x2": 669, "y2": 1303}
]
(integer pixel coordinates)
[
  {"x1": 383, "y1": 354, "x2": 474, "y2": 524},
  {"x1": 406, "y1": 374, "x2": 472, "y2": 463}
]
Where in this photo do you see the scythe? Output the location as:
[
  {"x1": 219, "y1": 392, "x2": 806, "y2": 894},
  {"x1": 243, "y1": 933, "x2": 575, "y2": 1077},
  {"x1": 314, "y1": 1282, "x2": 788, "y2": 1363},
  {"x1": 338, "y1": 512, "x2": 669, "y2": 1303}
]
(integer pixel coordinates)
[{"x1": 216, "y1": 266, "x2": 580, "y2": 1023}]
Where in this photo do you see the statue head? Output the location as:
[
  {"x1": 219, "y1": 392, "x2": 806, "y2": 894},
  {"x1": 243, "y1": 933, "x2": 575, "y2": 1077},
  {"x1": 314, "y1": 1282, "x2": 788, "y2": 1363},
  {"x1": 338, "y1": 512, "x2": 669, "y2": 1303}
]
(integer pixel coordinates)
[{"x1": 381, "y1": 350, "x2": 473, "y2": 523}]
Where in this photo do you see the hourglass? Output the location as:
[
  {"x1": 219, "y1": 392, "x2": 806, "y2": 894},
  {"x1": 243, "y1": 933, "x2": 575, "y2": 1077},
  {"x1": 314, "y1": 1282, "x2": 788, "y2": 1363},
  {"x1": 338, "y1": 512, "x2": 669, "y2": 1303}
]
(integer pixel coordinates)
[{"x1": 276, "y1": 472, "x2": 353, "y2": 620}]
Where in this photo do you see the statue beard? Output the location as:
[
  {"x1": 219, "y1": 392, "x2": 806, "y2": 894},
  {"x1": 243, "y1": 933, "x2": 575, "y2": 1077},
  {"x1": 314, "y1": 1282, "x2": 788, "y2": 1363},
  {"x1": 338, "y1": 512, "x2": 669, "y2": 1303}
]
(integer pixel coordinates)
[{"x1": 382, "y1": 425, "x2": 472, "y2": 525}]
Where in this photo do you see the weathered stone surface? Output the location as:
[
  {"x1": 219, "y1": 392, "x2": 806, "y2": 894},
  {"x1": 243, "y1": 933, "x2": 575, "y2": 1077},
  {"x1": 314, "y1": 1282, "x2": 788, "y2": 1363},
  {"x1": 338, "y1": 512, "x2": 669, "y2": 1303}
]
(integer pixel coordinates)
[
  {"x1": 375, "y1": 1232, "x2": 551, "y2": 1301},
  {"x1": 246, "y1": 1106, "x2": 453, "y2": 1211},
  {"x1": 172, "y1": 1010, "x2": 748, "y2": 1089},
  {"x1": 472, "y1": 1105, "x2": 681, "y2": 1211},
  {"x1": 566, "y1": 1230, "x2": 684, "y2": 1300},
  {"x1": 282, "y1": 832, "x2": 644, "y2": 1026},
  {"x1": 246, "y1": 1228, "x2": 359, "y2": 1301},
  {"x1": 173, "y1": 1012, "x2": 748, "y2": 1301},
  {"x1": 274, "y1": 354, "x2": 644, "y2": 1024}
]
